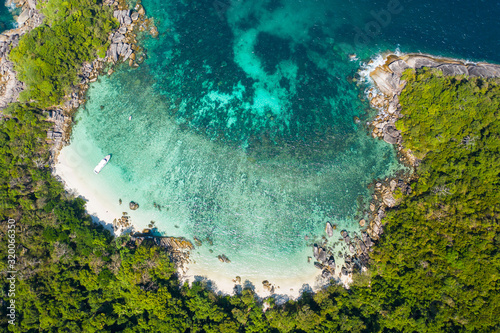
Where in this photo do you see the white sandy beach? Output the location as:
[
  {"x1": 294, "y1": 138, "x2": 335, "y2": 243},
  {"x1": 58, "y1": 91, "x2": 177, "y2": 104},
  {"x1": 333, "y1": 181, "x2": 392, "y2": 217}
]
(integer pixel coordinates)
[
  {"x1": 55, "y1": 147, "x2": 354, "y2": 299},
  {"x1": 182, "y1": 258, "x2": 354, "y2": 299},
  {"x1": 183, "y1": 263, "x2": 322, "y2": 299},
  {"x1": 54, "y1": 144, "x2": 141, "y2": 234}
]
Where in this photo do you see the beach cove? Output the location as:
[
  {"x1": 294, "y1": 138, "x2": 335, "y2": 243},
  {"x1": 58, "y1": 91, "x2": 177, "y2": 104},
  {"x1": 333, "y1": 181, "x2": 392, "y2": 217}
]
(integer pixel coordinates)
[{"x1": 51, "y1": 0, "x2": 500, "y2": 299}]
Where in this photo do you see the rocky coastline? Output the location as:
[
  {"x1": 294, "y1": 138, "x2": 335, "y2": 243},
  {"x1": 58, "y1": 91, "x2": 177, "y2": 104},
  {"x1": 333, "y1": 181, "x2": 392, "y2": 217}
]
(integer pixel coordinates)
[
  {"x1": 0, "y1": 0, "x2": 197, "y2": 276},
  {"x1": 315, "y1": 53, "x2": 500, "y2": 285},
  {"x1": 366, "y1": 53, "x2": 500, "y2": 155},
  {"x1": 0, "y1": 0, "x2": 43, "y2": 111},
  {"x1": 349, "y1": 52, "x2": 500, "y2": 278}
]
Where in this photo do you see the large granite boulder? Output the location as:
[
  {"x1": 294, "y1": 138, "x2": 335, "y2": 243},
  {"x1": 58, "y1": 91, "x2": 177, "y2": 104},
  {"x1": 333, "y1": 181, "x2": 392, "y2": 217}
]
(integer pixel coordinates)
[
  {"x1": 318, "y1": 247, "x2": 327, "y2": 262},
  {"x1": 17, "y1": 10, "x2": 31, "y2": 26},
  {"x1": 325, "y1": 222, "x2": 333, "y2": 237},
  {"x1": 438, "y1": 64, "x2": 468, "y2": 76},
  {"x1": 404, "y1": 55, "x2": 443, "y2": 69},
  {"x1": 382, "y1": 124, "x2": 400, "y2": 144},
  {"x1": 388, "y1": 59, "x2": 410, "y2": 76},
  {"x1": 468, "y1": 64, "x2": 500, "y2": 78},
  {"x1": 370, "y1": 67, "x2": 401, "y2": 96}
]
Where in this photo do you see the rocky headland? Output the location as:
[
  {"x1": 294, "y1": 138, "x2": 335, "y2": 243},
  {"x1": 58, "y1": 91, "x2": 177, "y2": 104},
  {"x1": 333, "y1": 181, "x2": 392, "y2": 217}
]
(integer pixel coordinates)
[
  {"x1": 305, "y1": 53, "x2": 500, "y2": 287},
  {"x1": 352, "y1": 52, "x2": 500, "y2": 277},
  {"x1": 0, "y1": 0, "x2": 43, "y2": 111},
  {"x1": 367, "y1": 53, "x2": 500, "y2": 153}
]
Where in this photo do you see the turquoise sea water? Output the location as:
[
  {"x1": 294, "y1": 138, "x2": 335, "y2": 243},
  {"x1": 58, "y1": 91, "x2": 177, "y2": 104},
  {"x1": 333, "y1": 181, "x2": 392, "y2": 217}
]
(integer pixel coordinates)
[
  {"x1": 60, "y1": 0, "x2": 500, "y2": 288},
  {"x1": 0, "y1": 1, "x2": 15, "y2": 33}
]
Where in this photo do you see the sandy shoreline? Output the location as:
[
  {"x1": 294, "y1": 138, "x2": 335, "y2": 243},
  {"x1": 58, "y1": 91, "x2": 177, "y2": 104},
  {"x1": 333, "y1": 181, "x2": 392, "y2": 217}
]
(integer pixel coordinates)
[
  {"x1": 183, "y1": 264, "x2": 323, "y2": 299},
  {"x1": 182, "y1": 258, "x2": 354, "y2": 299},
  {"x1": 54, "y1": 149, "x2": 132, "y2": 234}
]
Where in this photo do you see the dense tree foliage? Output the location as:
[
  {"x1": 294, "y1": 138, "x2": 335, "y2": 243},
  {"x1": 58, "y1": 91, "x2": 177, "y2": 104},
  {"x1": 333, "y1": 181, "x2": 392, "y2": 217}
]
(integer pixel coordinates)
[
  {"x1": 9, "y1": 0, "x2": 117, "y2": 107},
  {"x1": 368, "y1": 68, "x2": 500, "y2": 331},
  {"x1": 1, "y1": 4, "x2": 500, "y2": 329}
]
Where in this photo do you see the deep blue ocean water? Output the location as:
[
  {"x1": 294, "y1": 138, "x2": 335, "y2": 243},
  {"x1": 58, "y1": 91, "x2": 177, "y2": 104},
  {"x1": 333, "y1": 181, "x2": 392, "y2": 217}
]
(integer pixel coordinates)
[{"x1": 58, "y1": 0, "x2": 500, "y2": 291}]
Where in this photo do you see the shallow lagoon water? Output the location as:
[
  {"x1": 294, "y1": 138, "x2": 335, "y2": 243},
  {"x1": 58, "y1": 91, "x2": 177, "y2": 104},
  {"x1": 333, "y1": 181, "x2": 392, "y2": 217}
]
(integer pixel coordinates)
[{"x1": 58, "y1": 0, "x2": 500, "y2": 291}]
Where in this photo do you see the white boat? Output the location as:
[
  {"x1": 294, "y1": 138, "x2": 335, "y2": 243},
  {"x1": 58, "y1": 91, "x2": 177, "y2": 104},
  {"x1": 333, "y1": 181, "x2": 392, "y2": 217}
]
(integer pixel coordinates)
[{"x1": 93, "y1": 154, "x2": 111, "y2": 174}]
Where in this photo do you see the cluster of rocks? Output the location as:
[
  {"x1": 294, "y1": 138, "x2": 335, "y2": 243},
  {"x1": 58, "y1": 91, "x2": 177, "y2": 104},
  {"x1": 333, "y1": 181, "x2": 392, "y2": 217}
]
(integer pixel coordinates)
[
  {"x1": 129, "y1": 201, "x2": 140, "y2": 210},
  {"x1": 62, "y1": 58, "x2": 107, "y2": 116},
  {"x1": 106, "y1": 6, "x2": 147, "y2": 64},
  {"x1": 363, "y1": 177, "x2": 412, "y2": 241},
  {"x1": 262, "y1": 280, "x2": 276, "y2": 294},
  {"x1": 11, "y1": 0, "x2": 44, "y2": 32},
  {"x1": 339, "y1": 230, "x2": 373, "y2": 275},
  {"x1": 217, "y1": 254, "x2": 231, "y2": 263},
  {"x1": 311, "y1": 218, "x2": 384, "y2": 280},
  {"x1": 312, "y1": 242, "x2": 336, "y2": 279},
  {"x1": 44, "y1": 109, "x2": 71, "y2": 160},
  {"x1": 113, "y1": 213, "x2": 132, "y2": 232},
  {"x1": 45, "y1": 110, "x2": 66, "y2": 140}
]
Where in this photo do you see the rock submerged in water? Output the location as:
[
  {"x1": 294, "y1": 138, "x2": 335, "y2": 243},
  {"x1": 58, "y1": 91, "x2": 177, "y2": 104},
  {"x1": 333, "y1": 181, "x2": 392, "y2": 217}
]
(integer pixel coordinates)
[
  {"x1": 218, "y1": 254, "x2": 231, "y2": 263},
  {"x1": 325, "y1": 222, "x2": 333, "y2": 237},
  {"x1": 341, "y1": 230, "x2": 350, "y2": 244},
  {"x1": 193, "y1": 237, "x2": 202, "y2": 247},
  {"x1": 129, "y1": 201, "x2": 139, "y2": 210}
]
